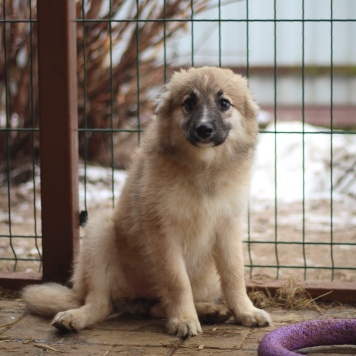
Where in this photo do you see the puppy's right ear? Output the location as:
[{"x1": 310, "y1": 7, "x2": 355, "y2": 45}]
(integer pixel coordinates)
[{"x1": 155, "y1": 85, "x2": 171, "y2": 116}]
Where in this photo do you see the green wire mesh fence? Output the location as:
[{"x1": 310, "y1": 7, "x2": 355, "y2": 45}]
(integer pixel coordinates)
[
  {"x1": 0, "y1": 0, "x2": 42, "y2": 274},
  {"x1": 0, "y1": 0, "x2": 355, "y2": 285}
]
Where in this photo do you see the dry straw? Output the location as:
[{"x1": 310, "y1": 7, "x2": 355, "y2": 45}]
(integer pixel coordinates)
[{"x1": 248, "y1": 279, "x2": 334, "y2": 312}]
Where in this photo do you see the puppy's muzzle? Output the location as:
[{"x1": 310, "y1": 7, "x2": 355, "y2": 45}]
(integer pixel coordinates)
[{"x1": 195, "y1": 122, "x2": 214, "y2": 140}]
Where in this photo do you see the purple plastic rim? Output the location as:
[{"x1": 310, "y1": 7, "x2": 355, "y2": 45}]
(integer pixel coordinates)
[{"x1": 258, "y1": 319, "x2": 356, "y2": 356}]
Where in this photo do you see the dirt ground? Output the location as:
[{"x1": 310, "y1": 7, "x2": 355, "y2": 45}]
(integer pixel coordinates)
[
  {"x1": 0, "y1": 297, "x2": 355, "y2": 355},
  {"x1": 246, "y1": 197, "x2": 356, "y2": 282}
]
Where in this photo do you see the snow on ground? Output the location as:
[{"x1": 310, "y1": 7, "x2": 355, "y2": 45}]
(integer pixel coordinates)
[
  {"x1": 251, "y1": 121, "x2": 356, "y2": 202},
  {"x1": 78, "y1": 166, "x2": 127, "y2": 211}
]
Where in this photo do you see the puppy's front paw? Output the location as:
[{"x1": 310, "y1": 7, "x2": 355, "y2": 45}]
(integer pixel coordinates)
[
  {"x1": 52, "y1": 309, "x2": 86, "y2": 332},
  {"x1": 167, "y1": 316, "x2": 202, "y2": 338},
  {"x1": 236, "y1": 307, "x2": 271, "y2": 327}
]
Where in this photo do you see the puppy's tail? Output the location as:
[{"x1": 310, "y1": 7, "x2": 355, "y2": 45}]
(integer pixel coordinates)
[{"x1": 22, "y1": 283, "x2": 81, "y2": 317}]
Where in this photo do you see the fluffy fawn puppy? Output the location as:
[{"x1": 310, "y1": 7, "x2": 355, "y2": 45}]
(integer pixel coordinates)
[{"x1": 22, "y1": 67, "x2": 271, "y2": 338}]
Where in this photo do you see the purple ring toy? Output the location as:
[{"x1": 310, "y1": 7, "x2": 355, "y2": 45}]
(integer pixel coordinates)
[{"x1": 258, "y1": 319, "x2": 356, "y2": 356}]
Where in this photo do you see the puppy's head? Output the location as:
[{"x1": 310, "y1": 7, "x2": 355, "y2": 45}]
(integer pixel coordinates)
[{"x1": 155, "y1": 67, "x2": 258, "y2": 156}]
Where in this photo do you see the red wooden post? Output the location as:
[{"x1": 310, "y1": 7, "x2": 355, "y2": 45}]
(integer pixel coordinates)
[{"x1": 37, "y1": 0, "x2": 79, "y2": 283}]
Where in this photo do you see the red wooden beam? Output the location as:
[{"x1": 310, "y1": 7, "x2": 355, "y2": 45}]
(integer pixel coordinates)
[
  {"x1": 0, "y1": 272, "x2": 42, "y2": 290},
  {"x1": 247, "y1": 280, "x2": 356, "y2": 304}
]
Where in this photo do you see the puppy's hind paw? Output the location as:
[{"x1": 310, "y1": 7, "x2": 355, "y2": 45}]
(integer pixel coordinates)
[
  {"x1": 167, "y1": 317, "x2": 202, "y2": 339},
  {"x1": 237, "y1": 307, "x2": 272, "y2": 327},
  {"x1": 196, "y1": 303, "x2": 232, "y2": 325}
]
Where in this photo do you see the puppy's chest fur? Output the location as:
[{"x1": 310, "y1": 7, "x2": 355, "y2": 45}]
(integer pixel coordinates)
[{"x1": 157, "y1": 169, "x2": 244, "y2": 243}]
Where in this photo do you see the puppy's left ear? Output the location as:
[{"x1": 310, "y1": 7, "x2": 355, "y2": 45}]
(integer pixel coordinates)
[
  {"x1": 244, "y1": 92, "x2": 259, "y2": 120},
  {"x1": 240, "y1": 77, "x2": 259, "y2": 120},
  {"x1": 231, "y1": 73, "x2": 259, "y2": 120},
  {"x1": 155, "y1": 85, "x2": 171, "y2": 116}
]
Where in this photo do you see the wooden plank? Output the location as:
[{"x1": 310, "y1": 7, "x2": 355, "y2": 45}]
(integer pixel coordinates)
[
  {"x1": 37, "y1": 0, "x2": 79, "y2": 284},
  {"x1": 261, "y1": 104, "x2": 356, "y2": 129},
  {"x1": 232, "y1": 65, "x2": 356, "y2": 77},
  {"x1": 175, "y1": 65, "x2": 356, "y2": 77},
  {"x1": 246, "y1": 280, "x2": 356, "y2": 304},
  {"x1": 1, "y1": 268, "x2": 355, "y2": 303},
  {"x1": 0, "y1": 272, "x2": 42, "y2": 290}
]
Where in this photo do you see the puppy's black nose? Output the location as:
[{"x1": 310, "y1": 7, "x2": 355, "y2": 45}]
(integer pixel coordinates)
[{"x1": 196, "y1": 122, "x2": 214, "y2": 139}]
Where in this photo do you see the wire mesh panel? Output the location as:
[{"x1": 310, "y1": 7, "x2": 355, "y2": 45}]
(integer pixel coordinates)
[
  {"x1": 243, "y1": 0, "x2": 356, "y2": 282},
  {"x1": 0, "y1": 0, "x2": 42, "y2": 274},
  {"x1": 0, "y1": 0, "x2": 79, "y2": 286},
  {"x1": 77, "y1": 0, "x2": 355, "y2": 283}
]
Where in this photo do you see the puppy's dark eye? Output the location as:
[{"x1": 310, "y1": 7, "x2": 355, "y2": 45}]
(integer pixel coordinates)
[
  {"x1": 218, "y1": 98, "x2": 231, "y2": 111},
  {"x1": 183, "y1": 98, "x2": 196, "y2": 112}
]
